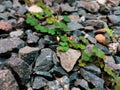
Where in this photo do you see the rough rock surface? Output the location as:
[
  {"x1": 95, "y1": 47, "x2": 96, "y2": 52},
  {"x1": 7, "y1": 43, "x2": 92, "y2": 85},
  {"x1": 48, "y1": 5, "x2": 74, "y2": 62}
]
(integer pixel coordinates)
[{"x1": 57, "y1": 49, "x2": 81, "y2": 72}]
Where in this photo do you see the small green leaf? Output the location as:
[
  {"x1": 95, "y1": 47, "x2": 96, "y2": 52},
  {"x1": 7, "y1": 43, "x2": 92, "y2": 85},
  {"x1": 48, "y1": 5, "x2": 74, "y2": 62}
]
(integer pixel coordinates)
[
  {"x1": 63, "y1": 16, "x2": 71, "y2": 23},
  {"x1": 104, "y1": 67, "x2": 115, "y2": 77},
  {"x1": 82, "y1": 52, "x2": 91, "y2": 61},
  {"x1": 78, "y1": 59, "x2": 86, "y2": 67},
  {"x1": 105, "y1": 28, "x2": 114, "y2": 37},
  {"x1": 96, "y1": 50, "x2": 105, "y2": 58},
  {"x1": 48, "y1": 29, "x2": 55, "y2": 35},
  {"x1": 82, "y1": 38, "x2": 89, "y2": 44},
  {"x1": 59, "y1": 42, "x2": 68, "y2": 47},
  {"x1": 79, "y1": 44, "x2": 86, "y2": 50},
  {"x1": 60, "y1": 36, "x2": 68, "y2": 42},
  {"x1": 92, "y1": 46, "x2": 98, "y2": 53},
  {"x1": 46, "y1": 17, "x2": 54, "y2": 24},
  {"x1": 57, "y1": 46, "x2": 69, "y2": 52}
]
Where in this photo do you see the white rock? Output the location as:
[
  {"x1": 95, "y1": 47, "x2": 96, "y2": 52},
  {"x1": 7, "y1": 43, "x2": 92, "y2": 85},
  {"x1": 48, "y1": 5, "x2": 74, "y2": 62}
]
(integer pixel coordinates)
[
  {"x1": 10, "y1": 30, "x2": 23, "y2": 38},
  {"x1": 57, "y1": 49, "x2": 81, "y2": 72},
  {"x1": 28, "y1": 5, "x2": 43, "y2": 13},
  {"x1": 96, "y1": 0, "x2": 107, "y2": 5}
]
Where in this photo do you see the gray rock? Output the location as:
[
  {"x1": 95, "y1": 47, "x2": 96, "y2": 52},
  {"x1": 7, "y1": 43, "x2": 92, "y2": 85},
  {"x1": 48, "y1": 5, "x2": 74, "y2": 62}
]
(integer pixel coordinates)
[
  {"x1": 80, "y1": 68, "x2": 105, "y2": 90},
  {"x1": 77, "y1": 8, "x2": 86, "y2": 16},
  {"x1": 84, "y1": 26, "x2": 94, "y2": 31},
  {"x1": 38, "y1": 38, "x2": 45, "y2": 49},
  {"x1": 108, "y1": 15, "x2": 120, "y2": 24},
  {"x1": 0, "y1": 12, "x2": 9, "y2": 20},
  {"x1": 113, "y1": 7, "x2": 120, "y2": 15},
  {"x1": 46, "y1": 76, "x2": 69, "y2": 90},
  {"x1": 57, "y1": 49, "x2": 81, "y2": 72},
  {"x1": 84, "y1": 64, "x2": 101, "y2": 75},
  {"x1": 104, "y1": 56, "x2": 120, "y2": 70},
  {"x1": 86, "y1": 34, "x2": 97, "y2": 44},
  {"x1": 12, "y1": 0, "x2": 22, "y2": 8},
  {"x1": 74, "y1": 79, "x2": 90, "y2": 90},
  {"x1": 32, "y1": 76, "x2": 48, "y2": 89},
  {"x1": 34, "y1": 48, "x2": 59, "y2": 72},
  {"x1": 0, "y1": 5, "x2": 6, "y2": 12},
  {"x1": 34, "y1": 71, "x2": 53, "y2": 78},
  {"x1": 0, "y1": 38, "x2": 25, "y2": 54},
  {"x1": 60, "y1": 3, "x2": 76, "y2": 12},
  {"x1": 19, "y1": 46, "x2": 40, "y2": 65},
  {"x1": 2, "y1": 1, "x2": 13, "y2": 9},
  {"x1": 25, "y1": 30, "x2": 39, "y2": 44},
  {"x1": 76, "y1": 1, "x2": 100, "y2": 13},
  {"x1": 10, "y1": 30, "x2": 24, "y2": 38},
  {"x1": 5, "y1": 53, "x2": 31, "y2": 85},
  {"x1": 17, "y1": 6, "x2": 27, "y2": 15},
  {"x1": 67, "y1": 21, "x2": 83, "y2": 31},
  {"x1": 0, "y1": 70, "x2": 19, "y2": 90}
]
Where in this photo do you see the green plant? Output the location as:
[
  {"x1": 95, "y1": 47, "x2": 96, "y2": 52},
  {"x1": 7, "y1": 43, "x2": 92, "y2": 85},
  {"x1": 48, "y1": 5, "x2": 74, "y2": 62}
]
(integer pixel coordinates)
[{"x1": 105, "y1": 28, "x2": 114, "y2": 37}]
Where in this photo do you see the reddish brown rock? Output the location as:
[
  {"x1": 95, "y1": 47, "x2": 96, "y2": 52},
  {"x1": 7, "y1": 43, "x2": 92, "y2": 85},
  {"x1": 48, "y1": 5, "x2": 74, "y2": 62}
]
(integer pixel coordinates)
[
  {"x1": 0, "y1": 22, "x2": 12, "y2": 31},
  {"x1": 0, "y1": 70, "x2": 19, "y2": 90},
  {"x1": 95, "y1": 34, "x2": 108, "y2": 46}
]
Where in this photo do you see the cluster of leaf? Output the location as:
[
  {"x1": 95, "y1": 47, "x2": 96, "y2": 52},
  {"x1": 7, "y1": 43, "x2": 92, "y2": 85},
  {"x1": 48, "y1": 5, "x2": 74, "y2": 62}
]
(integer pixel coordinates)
[
  {"x1": 25, "y1": 1, "x2": 71, "y2": 36},
  {"x1": 57, "y1": 35, "x2": 88, "y2": 52}
]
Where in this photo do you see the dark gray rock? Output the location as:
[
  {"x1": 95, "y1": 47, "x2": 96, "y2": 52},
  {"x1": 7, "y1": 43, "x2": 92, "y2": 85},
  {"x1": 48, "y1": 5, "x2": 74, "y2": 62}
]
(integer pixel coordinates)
[
  {"x1": 69, "y1": 72, "x2": 79, "y2": 82},
  {"x1": 96, "y1": 43, "x2": 110, "y2": 54},
  {"x1": 60, "y1": 3, "x2": 76, "y2": 12},
  {"x1": 46, "y1": 76, "x2": 69, "y2": 90},
  {"x1": 19, "y1": 46, "x2": 40, "y2": 65},
  {"x1": 0, "y1": 5, "x2": 6, "y2": 12},
  {"x1": 74, "y1": 79, "x2": 90, "y2": 90},
  {"x1": 5, "y1": 53, "x2": 31, "y2": 85},
  {"x1": 80, "y1": 68, "x2": 104, "y2": 90},
  {"x1": 53, "y1": 0, "x2": 64, "y2": 4},
  {"x1": 50, "y1": 66, "x2": 68, "y2": 76},
  {"x1": 25, "y1": 30, "x2": 39, "y2": 44},
  {"x1": 80, "y1": 68, "x2": 105, "y2": 90},
  {"x1": 83, "y1": 20, "x2": 108, "y2": 29},
  {"x1": 44, "y1": 35, "x2": 56, "y2": 45},
  {"x1": 34, "y1": 48, "x2": 59, "y2": 72},
  {"x1": 67, "y1": 21, "x2": 83, "y2": 31},
  {"x1": 32, "y1": 76, "x2": 48, "y2": 89},
  {"x1": 0, "y1": 38, "x2": 25, "y2": 54},
  {"x1": 0, "y1": 70, "x2": 19, "y2": 90},
  {"x1": 84, "y1": 64, "x2": 101, "y2": 75},
  {"x1": 108, "y1": 15, "x2": 120, "y2": 24},
  {"x1": 104, "y1": 56, "x2": 120, "y2": 70},
  {"x1": 114, "y1": 55, "x2": 120, "y2": 64},
  {"x1": 34, "y1": 71, "x2": 53, "y2": 78}
]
